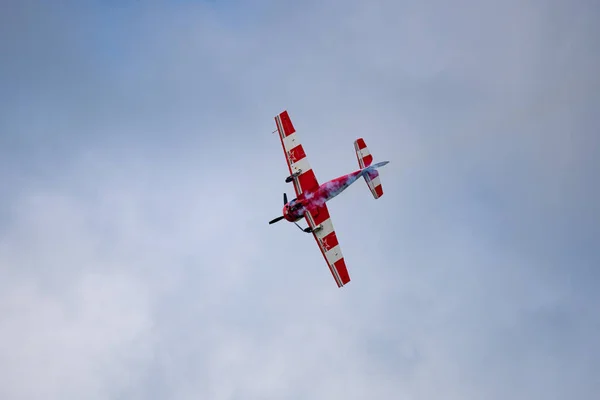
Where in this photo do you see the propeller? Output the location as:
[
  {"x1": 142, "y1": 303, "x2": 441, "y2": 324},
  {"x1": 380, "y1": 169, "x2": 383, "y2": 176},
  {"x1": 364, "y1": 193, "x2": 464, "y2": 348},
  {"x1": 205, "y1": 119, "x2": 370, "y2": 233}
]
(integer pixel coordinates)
[
  {"x1": 269, "y1": 216, "x2": 285, "y2": 224},
  {"x1": 268, "y1": 193, "x2": 289, "y2": 225}
]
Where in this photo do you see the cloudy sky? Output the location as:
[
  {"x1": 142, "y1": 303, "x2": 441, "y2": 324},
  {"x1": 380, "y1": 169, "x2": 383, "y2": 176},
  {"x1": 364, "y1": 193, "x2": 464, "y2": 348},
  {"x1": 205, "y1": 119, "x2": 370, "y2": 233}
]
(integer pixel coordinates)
[{"x1": 1, "y1": 0, "x2": 599, "y2": 399}]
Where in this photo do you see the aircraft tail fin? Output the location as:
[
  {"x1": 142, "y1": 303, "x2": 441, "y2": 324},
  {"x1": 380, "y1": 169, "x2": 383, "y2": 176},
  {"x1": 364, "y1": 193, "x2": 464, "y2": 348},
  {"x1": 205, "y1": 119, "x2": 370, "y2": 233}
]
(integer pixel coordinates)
[{"x1": 354, "y1": 138, "x2": 388, "y2": 200}]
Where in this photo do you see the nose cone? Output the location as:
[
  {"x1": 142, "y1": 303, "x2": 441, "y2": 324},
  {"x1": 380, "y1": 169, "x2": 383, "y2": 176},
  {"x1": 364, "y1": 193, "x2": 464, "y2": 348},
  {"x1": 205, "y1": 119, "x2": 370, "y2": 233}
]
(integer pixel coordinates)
[{"x1": 283, "y1": 205, "x2": 291, "y2": 222}]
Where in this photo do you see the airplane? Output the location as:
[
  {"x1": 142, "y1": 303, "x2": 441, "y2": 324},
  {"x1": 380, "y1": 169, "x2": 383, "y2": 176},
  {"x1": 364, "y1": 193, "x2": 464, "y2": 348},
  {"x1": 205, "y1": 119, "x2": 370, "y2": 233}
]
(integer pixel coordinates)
[{"x1": 268, "y1": 110, "x2": 389, "y2": 288}]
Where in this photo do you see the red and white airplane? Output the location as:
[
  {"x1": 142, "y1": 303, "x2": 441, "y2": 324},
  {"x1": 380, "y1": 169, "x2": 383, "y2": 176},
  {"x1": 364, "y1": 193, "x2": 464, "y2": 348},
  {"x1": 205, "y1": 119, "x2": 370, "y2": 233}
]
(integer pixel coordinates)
[{"x1": 268, "y1": 110, "x2": 389, "y2": 287}]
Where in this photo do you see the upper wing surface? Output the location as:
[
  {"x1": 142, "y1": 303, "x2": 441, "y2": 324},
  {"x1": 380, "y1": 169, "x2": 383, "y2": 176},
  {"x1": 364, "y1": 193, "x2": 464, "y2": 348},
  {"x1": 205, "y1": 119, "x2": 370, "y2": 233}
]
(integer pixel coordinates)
[
  {"x1": 304, "y1": 203, "x2": 351, "y2": 287},
  {"x1": 274, "y1": 111, "x2": 320, "y2": 196}
]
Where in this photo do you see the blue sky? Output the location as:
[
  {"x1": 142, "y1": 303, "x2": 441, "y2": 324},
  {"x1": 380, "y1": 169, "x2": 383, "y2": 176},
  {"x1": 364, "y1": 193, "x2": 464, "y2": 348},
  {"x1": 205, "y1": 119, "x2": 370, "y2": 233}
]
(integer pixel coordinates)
[{"x1": 1, "y1": 1, "x2": 599, "y2": 399}]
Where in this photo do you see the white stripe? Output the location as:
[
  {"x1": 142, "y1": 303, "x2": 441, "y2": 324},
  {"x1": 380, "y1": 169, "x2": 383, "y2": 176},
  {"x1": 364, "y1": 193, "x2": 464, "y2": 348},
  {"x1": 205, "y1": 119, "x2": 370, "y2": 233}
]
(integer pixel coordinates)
[
  {"x1": 325, "y1": 244, "x2": 343, "y2": 264},
  {"x1": 314, "y1": 218, "x2": 334, "y2": 239},
  {"x1": 290, "y1": 157, "x2": 311, "y2": 175},
  {"x1": 283, "y1": 133, "x2": 299, "y2": 151},
  {"x1": 358, "y1": 147, "x2": 371, "y2": 159},
  {"x1": 370, "y1": 175, "x2": 381, "y2": 187}
]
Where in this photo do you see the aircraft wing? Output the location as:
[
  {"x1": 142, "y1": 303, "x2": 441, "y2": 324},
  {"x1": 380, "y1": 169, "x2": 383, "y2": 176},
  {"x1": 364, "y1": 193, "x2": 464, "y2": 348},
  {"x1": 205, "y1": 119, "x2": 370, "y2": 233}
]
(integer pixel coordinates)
[
  {"x1": 305, "y1": 203, "x2": 351, "y2": 287},
  {"x1": 274, "y1": 110, "x2": 320, "y2": 196}
]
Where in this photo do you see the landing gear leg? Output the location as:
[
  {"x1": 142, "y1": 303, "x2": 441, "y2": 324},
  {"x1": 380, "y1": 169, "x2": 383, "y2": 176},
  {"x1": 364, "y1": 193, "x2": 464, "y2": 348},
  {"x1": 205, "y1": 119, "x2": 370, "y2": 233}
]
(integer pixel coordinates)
[{"x1": 294, "y1": 221, "x2": 313, "y2": 234}]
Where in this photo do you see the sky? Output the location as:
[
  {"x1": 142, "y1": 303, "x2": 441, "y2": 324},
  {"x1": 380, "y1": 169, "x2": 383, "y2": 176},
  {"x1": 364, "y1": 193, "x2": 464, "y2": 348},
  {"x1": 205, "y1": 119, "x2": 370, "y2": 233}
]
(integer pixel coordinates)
[{"x1": 1, "y1": 0, "x2": 599, "y2": 399}]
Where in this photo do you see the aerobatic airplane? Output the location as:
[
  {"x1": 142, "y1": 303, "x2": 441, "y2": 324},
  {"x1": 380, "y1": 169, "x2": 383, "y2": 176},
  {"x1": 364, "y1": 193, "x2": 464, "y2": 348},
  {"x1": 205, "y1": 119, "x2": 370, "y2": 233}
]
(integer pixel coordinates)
[{"x1": 268, "y1": 110, "x2": 389, "y2": 287}]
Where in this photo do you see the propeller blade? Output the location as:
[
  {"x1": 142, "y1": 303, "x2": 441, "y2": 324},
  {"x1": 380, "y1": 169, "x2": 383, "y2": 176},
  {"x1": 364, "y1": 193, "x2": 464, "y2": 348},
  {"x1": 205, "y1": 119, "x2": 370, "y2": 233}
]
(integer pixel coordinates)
[
  {"x1": 269, "y1": 216, "x2": 285, "y2": 224},
  {"x1": 283, "y1": 192, "x2": 288, "y2": 205}
]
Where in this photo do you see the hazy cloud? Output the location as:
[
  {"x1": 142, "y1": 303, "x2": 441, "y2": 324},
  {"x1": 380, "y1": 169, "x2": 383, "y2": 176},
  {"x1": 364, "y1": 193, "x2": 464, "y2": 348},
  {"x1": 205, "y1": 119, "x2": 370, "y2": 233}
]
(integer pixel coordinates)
[{"x1": 1, "y1": 1, "x2": 598, "y2": 399}]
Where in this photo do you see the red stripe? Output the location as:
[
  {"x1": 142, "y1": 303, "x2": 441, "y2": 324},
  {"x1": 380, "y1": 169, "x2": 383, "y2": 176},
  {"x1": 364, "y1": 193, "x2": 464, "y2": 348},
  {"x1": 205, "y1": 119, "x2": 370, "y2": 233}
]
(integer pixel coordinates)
[
  {"x1": 356, "y1": 138, "x2": 367, "y2": 150},
  {"x1": 321, "y1": 230, "x2": 339, "y2": 251},
  {"x1": 279, "y1": 111, "x2": 296, "y2": 136},
  {"x1": 375, "y1": 185, "x2": 383, "y2": 197},
  {"x1": 288, "y1": 144, "x2": 306, "y2": 163},
  {"x1": 298, "y1": 170, "x2": 319, "y2": 192},
  {"x1": 312, "y1": 205, "x2": 330, "y2": 226},
  {"x1": 334, "y1": 259, "x2": 350, "y2": 285},
  {"x1": 362, "y1": 154, "x2": 373, "y2": 167}
]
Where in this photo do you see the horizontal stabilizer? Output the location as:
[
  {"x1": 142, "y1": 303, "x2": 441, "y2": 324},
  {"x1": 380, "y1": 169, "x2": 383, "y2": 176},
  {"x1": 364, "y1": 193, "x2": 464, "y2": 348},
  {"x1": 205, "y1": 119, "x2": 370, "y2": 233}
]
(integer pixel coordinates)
[
  {"x1": 354, "y1": 138, "x2": 373, "y2": 168},
  {"x1": 354, "y1": 138, "x2": 386, "y2": 199},
  {"x1": 364, "y1": 169, "x2": 383, "y2": 199}
]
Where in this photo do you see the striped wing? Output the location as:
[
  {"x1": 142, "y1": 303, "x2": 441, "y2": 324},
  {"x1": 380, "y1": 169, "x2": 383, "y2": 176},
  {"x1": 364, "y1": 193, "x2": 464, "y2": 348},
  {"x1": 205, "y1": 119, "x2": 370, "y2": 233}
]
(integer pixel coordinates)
[
  {"x1": 274, "y1": 110, "x2": 320, "y2": 196},
  {"x1": 305, "y1": 203, "x2": 351, "y2": 288}
]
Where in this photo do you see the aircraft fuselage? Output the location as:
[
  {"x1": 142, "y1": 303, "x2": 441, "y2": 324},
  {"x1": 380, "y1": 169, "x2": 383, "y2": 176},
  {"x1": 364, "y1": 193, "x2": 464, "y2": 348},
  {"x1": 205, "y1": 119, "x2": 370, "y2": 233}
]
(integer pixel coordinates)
[{"x1": 282, "y1": 169, "x2": 365, "y2": 222}]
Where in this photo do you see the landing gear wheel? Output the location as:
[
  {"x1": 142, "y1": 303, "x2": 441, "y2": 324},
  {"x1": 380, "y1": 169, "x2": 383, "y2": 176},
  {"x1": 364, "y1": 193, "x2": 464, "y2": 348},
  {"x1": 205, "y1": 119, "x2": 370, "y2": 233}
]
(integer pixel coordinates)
[{"x1": 285, "y1": 170, "x2": 303, "y2": 183}]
